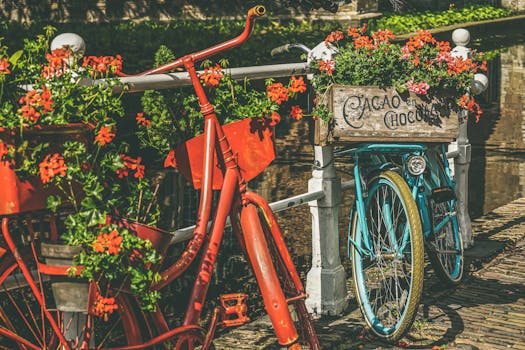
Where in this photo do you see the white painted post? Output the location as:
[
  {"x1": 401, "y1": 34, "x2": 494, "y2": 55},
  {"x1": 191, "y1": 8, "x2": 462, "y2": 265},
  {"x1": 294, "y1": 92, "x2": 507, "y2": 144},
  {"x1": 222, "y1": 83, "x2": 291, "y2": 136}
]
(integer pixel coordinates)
[
  {"x1": 306, "y1": 145, "x2": 348, "y2": 317},
  {"x1": 450, "y1": 29, "x2": 488, "y2": 248},
  {"x1": 450, "y1": 28, "x2": 474, "y2": 248},
  {"x1": 453, "y1": 109, "x2": 474, "y2": 248}
]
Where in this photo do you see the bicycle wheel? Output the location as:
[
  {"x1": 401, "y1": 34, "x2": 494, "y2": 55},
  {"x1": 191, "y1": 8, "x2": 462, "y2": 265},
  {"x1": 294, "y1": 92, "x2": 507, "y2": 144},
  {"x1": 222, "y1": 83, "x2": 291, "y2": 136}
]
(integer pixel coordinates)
[
  {"x1": 0, "y1": 252, "x2": 145, "y2": 349},
  {"x1": 424, "y1": 147, "x2": 464, "y2": 285},
  {"x1": 350, "y1": 170, "x2": 424, "y2": 342},
  {"x1": 427, "y1": 191, "x2": 464, "y2": 285}
]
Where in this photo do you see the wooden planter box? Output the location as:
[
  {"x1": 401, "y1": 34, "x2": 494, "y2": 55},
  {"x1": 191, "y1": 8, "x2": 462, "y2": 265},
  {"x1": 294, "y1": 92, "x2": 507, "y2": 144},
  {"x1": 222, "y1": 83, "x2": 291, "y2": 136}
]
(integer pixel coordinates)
[{"x1": 314, "y1": 85, "x2": 459, "y2": 145}]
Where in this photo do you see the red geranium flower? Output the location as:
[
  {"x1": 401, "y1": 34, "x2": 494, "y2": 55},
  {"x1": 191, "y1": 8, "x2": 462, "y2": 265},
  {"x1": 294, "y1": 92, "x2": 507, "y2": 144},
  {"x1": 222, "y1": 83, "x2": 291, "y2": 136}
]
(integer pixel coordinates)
[
  {"x1": 288, "y1": 76, "x2": 307, "y2": 94},
  {"x1": 199, "y1": 64, "x2": 223, "y2": 87},
  {"x1": 82, "y1": 55, "x2": 123, "y2": 76},
  {"x1": 92, "y1": 229, "x2": 123, "y2": 255},
  {"x1": 95, "y1": 125, "x2": 116, "y2": 146},
  {"x1": 39, "y1": 153, "x2": 68, "y2": 184},
  {"x1": 325, "y1": 30, "x2": 344, "y2": 43},
  {"x1": 269, "y1": 112, "x2": 281, "y2": 126},
  {"x1": 42, "y1": 48, "x2": 72, "y2": 78},
  {"x1": 372, "y1": 29, "x2": 395, "y2": 45},
  {"x1": 290, "y1": 105, "x2": 303, "y2": 120},
  {"x1": 136, "y1": 112, "x2": 151, "y2": 127},
  {"x1": 117, "y1": 154, "x2": 145, "y2": 179},
  {"x1": 0, "y1": 59, "x2": 10, "y2": 74},
  {"x1": 92, "y1": 292, "x2": 118, "y2": 322},
  {"x1": 267, "y1": 82, "x2": 289, "y2": 105},
  {"x1": 318, "y1": 60, "x2": 335, "y2": 76}
]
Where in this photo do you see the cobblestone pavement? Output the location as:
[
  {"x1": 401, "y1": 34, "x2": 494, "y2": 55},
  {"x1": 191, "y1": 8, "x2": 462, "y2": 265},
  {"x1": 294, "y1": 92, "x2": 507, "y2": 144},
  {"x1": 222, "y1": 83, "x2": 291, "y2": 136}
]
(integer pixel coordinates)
[{"x1": 213, "y1": 197, "x2": 525, "y2": 349}]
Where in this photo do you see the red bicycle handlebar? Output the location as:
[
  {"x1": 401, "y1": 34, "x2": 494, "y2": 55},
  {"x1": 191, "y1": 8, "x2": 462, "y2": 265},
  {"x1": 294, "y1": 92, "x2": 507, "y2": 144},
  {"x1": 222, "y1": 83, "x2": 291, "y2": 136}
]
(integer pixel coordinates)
[{"x1": 119, "y1": 5, "x2": 266, "y2": 77}]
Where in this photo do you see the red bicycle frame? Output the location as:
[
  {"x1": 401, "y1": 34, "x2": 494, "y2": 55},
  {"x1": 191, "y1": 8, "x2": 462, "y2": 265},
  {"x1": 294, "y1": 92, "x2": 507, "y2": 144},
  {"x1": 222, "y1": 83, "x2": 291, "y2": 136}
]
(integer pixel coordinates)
[{"x1": 124, "y1": 5, "x2": 315, "y2": 348}]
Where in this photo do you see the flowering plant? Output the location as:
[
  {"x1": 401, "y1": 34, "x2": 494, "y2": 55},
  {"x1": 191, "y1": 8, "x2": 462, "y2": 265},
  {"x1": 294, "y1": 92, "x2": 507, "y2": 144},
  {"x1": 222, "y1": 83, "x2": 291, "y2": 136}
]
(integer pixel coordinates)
[
  {"x1": 0, "y1": 27, "x2": 162, "y2": 311},
  {"x1": 311, "y1": 25, "x2": 487, "y2": 122},
  {"x1": 137, "y1": 46, "x2": 308, "y2": 164}
]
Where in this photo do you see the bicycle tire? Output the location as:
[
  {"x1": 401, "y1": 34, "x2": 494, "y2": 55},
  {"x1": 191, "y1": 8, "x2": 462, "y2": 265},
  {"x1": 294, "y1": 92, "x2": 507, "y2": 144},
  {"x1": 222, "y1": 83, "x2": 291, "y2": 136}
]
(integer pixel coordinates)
[
  {"x1": 427, "y1": 199, "x2": 463, "y2": 285},
  {"x1": 258, "y1": 207, "x2": 321, "y2": 350},
  {"x1": 0, "y1": 252, "x2": 146, "y2": 349},
  {"x1": 422, "y1": 147, "x2": 464, "y2": 286},
  {"x1": 426, "y1": 187, "x2": 463, "y2": 285},
  {"x1": 350, "y1": 170, "x2": 424, "y2": 342}
]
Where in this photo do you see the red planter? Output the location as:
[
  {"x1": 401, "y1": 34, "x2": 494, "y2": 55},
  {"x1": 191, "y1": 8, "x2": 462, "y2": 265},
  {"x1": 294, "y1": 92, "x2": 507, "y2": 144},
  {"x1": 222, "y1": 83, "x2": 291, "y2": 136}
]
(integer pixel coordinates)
[
  {"x1": 112, "y1": 217, "x2": 172, "y2": 257},
  {"x1": 175, "y1": 118, "x2": 275, "y2": 190},
  {"x1": 0, "y1": 124, "x2": 93, "y2": 215}
]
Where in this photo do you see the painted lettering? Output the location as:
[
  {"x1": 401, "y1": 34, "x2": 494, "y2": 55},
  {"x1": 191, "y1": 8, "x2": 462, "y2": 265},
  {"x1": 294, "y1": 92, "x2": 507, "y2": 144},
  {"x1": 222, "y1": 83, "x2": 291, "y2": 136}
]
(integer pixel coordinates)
[
  {"x1": 382, "y1": 95, "x2": 391, "y2": 109},
  {"x1": 371, "y1": 96, "x2": 381, "y2": 110},
  {"x1": 407, "y1": 111, "x2": 415, "y2": 123},
  {"x1": 391, "y1": 95, "x2": 401, "y2": 108},
  {"x1": 384, "y1": 111, "x2": 398, "y2": 130},
  {"x1": 399, "y1": 112, "x2": 407, "y2": 126},
  {"x1": 342, "y1": 95, "x2": 365, "y2": 128}
]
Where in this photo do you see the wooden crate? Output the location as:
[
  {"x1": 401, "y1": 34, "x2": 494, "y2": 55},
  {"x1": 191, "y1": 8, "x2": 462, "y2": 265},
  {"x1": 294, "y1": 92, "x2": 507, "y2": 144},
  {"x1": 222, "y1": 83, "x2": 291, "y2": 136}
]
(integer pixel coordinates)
[{"x1": 315, "y1": 85, "x2": 459, "y2": 145}]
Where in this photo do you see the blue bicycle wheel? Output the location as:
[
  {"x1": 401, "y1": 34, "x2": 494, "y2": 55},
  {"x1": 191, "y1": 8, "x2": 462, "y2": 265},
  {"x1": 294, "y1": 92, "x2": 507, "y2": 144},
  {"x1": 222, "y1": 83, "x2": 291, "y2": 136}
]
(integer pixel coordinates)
[
  {"x1": 350, "y1": 170, "x2": 424, "y2": 342},
  {"x1": 424, "y1": 147, "x2": 464, "y2": 285},
  {"x1": 428, "y1": 197, "x2": 464, "y2": 284}
]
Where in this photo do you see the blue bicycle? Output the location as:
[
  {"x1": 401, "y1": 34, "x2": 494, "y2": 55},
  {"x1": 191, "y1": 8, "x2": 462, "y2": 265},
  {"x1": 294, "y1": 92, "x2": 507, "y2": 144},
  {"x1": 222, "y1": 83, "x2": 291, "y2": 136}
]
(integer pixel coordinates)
[
  {"x1": 270, "y1": 41, "x2": 463, "y2": 342},
  {"x1": 340, "y1": 142, "x2": 463, "y2": 341}
]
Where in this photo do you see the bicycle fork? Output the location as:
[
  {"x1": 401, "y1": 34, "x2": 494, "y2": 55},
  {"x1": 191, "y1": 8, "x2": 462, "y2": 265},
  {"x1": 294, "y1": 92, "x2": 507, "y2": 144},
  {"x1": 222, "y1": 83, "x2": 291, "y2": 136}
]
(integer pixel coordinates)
[
  {"x1": 240, "y1": 203, "x2": 300, "y2": 348},
  {"x1": 238, "y1": 191, "x2": 323, "y2": 350}
]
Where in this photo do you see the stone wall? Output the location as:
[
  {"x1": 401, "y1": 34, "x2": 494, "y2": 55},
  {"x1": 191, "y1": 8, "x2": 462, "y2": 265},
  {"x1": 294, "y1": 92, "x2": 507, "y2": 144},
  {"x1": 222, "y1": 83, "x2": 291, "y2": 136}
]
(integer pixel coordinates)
[
  {"x1": 0, "y1": 0, "x2": 380, "y2": 23},
  {"x1": 502, "y1": 0, "x2": 525, "y2": 11},
  {"x1": 475, "y1": 43, "x2": 525, "y2": 215},
  {"x1": 499, "y1": 45, "x2": 525, "y2": 195}
]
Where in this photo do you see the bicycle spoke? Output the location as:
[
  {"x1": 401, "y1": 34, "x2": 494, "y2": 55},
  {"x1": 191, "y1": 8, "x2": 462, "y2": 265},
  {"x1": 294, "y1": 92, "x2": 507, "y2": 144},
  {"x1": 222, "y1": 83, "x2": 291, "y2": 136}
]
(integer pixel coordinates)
[
  {"x1": 1, "y1": 273, "x2": 44, "y2": 348},
  {"x1": 429, "y1": 200, "x2": 462, "y2": 282}
]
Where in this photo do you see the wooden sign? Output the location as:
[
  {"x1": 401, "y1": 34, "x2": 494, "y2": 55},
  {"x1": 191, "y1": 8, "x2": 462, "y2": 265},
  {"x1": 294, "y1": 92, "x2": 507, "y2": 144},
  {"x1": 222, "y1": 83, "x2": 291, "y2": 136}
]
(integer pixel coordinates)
[{"x1": 315, "y1": 85, "x2": 459, "y2": 145}]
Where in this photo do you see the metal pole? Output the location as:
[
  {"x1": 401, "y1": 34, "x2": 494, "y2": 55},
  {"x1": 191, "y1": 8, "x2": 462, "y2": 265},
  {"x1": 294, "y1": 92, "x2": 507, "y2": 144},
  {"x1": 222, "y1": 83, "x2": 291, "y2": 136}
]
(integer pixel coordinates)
[
  {"x1": 305, "y1": 145, "x2": 348, "y2": 316},
  {"x1": 111, "y1": 63, "x2": 310, "y2": 93}
]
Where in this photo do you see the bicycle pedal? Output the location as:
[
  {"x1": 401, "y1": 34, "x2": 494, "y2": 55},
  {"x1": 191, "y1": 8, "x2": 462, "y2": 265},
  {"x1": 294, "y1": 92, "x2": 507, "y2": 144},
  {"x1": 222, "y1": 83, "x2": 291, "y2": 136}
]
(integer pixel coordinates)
[
  {"x1": 219, "y1": 293, "x2": 250, "y2": 327},
  {"x1": 286, "y1": 293, "x2": 308, "y2": 304}
]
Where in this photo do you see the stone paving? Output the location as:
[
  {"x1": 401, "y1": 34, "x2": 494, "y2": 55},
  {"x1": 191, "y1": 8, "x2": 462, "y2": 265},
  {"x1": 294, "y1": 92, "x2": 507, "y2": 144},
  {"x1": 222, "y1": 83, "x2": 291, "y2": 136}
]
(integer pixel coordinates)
[{"x1": 213, "y1": 197, "x2": 525, "y2": 349}]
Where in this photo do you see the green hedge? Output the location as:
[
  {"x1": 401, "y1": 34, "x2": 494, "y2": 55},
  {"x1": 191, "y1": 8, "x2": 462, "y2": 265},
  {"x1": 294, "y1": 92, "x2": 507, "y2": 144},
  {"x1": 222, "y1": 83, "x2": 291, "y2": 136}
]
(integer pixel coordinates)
[{"x1": 369, "y1": 5, "x2": 514, "y2": 34}]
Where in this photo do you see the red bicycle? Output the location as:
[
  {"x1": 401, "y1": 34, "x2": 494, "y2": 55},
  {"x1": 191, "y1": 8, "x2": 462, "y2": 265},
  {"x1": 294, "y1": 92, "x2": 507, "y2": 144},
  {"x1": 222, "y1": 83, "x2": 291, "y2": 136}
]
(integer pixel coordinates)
[{"x1": 0, "y1": 6, "x2": 321, "y2": 349}]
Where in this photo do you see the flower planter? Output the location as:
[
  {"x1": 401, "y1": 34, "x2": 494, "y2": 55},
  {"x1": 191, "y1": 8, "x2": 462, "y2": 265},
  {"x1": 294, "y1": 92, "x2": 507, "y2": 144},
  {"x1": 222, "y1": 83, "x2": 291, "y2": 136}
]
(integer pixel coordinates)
[
  {"x1": 174, "y1": 118, "x2": 275, "y2": 190},
  {"x1": 39, "y1": 242, "x2": 89, "y2": 313},
  {"x1": 315, "y1": 85, "x2": 459, "y2": 145},
  {"x1": 0, "y1": 123, "x2": 93, "y2": 215},
  {"x1": 112, "y1": 217, "x2": 172, "y2": 258}
]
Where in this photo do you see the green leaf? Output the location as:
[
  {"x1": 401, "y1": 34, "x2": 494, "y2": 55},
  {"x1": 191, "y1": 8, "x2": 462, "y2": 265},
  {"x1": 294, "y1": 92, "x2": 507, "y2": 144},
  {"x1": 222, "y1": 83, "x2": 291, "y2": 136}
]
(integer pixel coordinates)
[
  {"x1": 46, "y1": 195, "x2": 62, "y2": 213},
  {"x1": 79, "y1": 208, "x2": 107, "y2": 227},
  {"x1": 9, "y1": 50, "x2": 23, "y2": 65}
]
